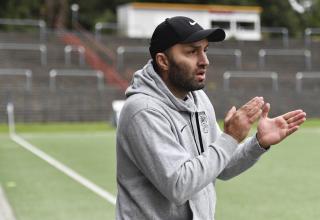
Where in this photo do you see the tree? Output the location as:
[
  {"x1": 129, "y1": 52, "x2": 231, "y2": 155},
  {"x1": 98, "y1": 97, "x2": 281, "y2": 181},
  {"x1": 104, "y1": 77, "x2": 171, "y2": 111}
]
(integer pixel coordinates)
[
  {"x1": 44, "y1": 0, "x2": 68, "y2": 28},
  {"x1": 0, "y1": 0, "x2": 319, "y2": 36},
  {"x1": 259, "y1": 0, "x2": 302, "y2": 37}
]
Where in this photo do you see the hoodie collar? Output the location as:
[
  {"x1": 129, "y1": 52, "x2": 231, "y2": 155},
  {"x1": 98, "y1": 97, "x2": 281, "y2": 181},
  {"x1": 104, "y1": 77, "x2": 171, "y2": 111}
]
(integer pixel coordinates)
[{"x1": 126, "y1": 60, "x2": 198, "y2": 113}]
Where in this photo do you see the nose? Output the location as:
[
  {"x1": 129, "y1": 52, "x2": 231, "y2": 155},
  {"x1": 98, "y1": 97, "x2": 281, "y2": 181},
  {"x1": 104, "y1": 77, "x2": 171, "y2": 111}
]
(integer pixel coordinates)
[{"x1": 198, "y1": 51, "x2": 209, "y2": 67}]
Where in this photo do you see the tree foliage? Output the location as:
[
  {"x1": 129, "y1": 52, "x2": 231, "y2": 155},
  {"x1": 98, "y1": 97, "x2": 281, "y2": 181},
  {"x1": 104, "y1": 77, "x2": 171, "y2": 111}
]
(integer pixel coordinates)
[{"x1": 0, "y1": 0, "x2": 319, "y2": 36}]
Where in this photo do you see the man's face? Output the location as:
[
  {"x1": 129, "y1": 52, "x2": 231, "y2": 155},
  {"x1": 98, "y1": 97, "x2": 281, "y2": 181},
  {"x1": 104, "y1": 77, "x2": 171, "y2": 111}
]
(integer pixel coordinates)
[{"x1": 165, "y1": 39, "x2": 209, "y2": 98}]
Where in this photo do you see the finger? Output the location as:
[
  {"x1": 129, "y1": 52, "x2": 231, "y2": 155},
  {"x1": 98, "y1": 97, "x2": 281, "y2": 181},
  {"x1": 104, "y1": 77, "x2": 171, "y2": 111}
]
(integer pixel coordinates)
[
  {"x1": 288, "y1": 117, "x2": 306, "y2": 129},
  {"x1": 225, "y1": 106, "x2": 236, "y2": 122},
  {"x1": 242, "y1": 97, "x2": 262, "y2": 108},
  {"x1": 261, "y1": 103, "x2": 270, "y2": 118},
  {"x1": 247, "y1": 106, "x2": 261, "y2": 118},
  {"x1": 245, "y1": 96, "x2": 261, "y2": 105},
  {"x1": 283, "y1": 109, "x2": 304, "y2": 120},
  {"x1": 242, "y1": 97, "x2": 264, "y2": 112},
  {"x1": 247, "y1": 100, "x2": 265, "y2": 117},
  {"x1": 286, "y1": 126, "x2": 299, "y2": 136},
  {"x1": 247, "y1": 106, "x2": 259, "y2": 118},
  {"x1": 249, "y1": 109, "x2": 262, "y2": 123},
  {"x1": 287, "y1": 112, "x2": 306, "y2": 124}
]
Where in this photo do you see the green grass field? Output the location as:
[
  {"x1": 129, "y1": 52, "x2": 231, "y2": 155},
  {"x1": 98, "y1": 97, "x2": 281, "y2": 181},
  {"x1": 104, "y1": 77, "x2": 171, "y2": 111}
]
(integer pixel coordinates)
[{"x1": 0, "y1": 120, "x2": 319, "y2": 220}]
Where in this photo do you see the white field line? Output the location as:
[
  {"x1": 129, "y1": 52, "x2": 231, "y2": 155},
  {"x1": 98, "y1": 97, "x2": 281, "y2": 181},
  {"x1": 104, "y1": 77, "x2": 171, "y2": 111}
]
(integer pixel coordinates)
[
  {"x1": 9, "y1": 133, "x2": 116, "y2": 205},
  {"x1": 0, "y1": 185, "x2": 16, "y2": 220},
  {"x1": 20, "y1": 131, "x2": 114, "y2": 138}
]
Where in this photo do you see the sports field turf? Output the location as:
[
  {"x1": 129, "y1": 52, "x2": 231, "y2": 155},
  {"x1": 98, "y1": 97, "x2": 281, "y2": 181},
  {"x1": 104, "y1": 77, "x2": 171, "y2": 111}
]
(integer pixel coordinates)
[{"x1": 0, "y1": 120, "x2": 319, "y2": 220}]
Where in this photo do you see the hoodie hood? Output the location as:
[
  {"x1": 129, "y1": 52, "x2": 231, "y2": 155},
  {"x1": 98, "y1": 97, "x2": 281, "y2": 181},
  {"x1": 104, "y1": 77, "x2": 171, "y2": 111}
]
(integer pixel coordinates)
[{"x1": 125, "y1": 60, "x2": 197, "y2": 113}]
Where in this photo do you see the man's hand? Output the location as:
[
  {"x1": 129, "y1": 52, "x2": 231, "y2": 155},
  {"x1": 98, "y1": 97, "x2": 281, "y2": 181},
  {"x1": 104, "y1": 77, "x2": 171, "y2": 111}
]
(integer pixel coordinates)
[
  {"x1": 257, "y1": 103, "x2": 307, "y2": 148},
  {"x1": 224, "y1": 97, "x2": 265, "y2": 143}
]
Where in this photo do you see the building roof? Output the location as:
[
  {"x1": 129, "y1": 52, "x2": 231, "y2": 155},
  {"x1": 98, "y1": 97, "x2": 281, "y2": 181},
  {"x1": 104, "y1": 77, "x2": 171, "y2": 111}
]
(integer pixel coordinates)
[{"x1": 128, "y1": 2, "x2": 262, "y2": 13}]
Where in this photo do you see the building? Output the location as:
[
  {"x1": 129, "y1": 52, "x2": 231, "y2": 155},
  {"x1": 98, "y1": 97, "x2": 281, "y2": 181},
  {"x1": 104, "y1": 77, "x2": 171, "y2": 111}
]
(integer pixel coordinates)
[{"x1": 117, "y1": 2, "x2": 262, "y2": 41}]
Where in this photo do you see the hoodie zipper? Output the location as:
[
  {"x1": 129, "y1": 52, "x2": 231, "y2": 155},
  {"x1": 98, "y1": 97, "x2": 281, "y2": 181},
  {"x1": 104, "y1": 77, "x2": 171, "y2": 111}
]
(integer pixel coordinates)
[
  {"x1": 195, "y1": 112, "x2": 205, "y2": 153},
  {"x1": 190, "y1": 113, "x2": 204, "y2": 155}
]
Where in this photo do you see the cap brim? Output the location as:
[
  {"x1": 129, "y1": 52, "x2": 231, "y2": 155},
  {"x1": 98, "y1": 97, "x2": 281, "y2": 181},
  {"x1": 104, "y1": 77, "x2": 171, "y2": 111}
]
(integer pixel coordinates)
[{"x1": 182, "y1": 28, "x2": 226, "y2": 43}]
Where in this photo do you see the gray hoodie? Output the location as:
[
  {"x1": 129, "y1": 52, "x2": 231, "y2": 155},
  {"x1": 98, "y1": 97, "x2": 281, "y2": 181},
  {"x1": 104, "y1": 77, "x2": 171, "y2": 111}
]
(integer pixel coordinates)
[{"x1": 116, "y1": 60, "x2": 267, "y2": 220}]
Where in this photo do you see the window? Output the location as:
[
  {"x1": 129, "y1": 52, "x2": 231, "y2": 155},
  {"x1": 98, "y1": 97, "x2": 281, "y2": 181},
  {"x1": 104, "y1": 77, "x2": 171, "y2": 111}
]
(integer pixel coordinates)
[
  {"x1": 211, "y1": 21, "x2": 230, "y2": 30},
  {"x1": 237, "y1": 21, "x2": 255, "y2": 30}
]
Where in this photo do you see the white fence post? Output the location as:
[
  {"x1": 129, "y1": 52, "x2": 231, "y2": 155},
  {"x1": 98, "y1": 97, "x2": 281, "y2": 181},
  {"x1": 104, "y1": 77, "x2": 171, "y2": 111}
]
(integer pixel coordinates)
[
  {"x1": 94, "y1": 22, "x2": 118, "y2": 41},
  {"x1": 49, "y1": 69, "x2": 104, "y2": 91},
  {"x1": 223, "y1": 71, "x2": 278, "y2": 91},
  {"x1": 0, "y1": 18, "x2": 46, "y2": 42},
  {"x1": 0, "y1": 68, "x2": 32, "y2": 91},
  {"x1": 207, "y1": 49, "x2": 242, "y2": 69},
  {"x1": 64, "y1": 45, "x2": 86, "y2": 66},
  {"x1": 116, "y1": 46, "x2": 243, "y2": 71},
  {"x1": 261, "y1": 27, "x2": 289, "y2": 47},
  {"x1": 304, "y1": 28, "x2": 320, "y2": 47},
  {"x1": 296, "y1": 72, "x2": 320, "y2": 93},
  {"x1": 116, "y1": 46, "x2": 149, "y2": 72},
  {"x1": 0, "y1": 43, "x2": 47, "y2": 66},
  {"x1": 258, "y1": 49, "x2": 312, "y2": 70}
]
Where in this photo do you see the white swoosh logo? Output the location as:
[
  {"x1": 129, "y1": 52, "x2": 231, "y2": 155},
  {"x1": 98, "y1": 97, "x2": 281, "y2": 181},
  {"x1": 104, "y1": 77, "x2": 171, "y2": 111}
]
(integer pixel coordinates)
[{"x1": 189, "y1": 21, "x2": 196, "y2": 25}]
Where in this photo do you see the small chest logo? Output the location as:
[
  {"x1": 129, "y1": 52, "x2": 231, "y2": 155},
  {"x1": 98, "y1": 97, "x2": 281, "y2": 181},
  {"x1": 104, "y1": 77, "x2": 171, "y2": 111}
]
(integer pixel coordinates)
[{"x1": 198, "y1": 112, "x2": 209, "y2": 133}]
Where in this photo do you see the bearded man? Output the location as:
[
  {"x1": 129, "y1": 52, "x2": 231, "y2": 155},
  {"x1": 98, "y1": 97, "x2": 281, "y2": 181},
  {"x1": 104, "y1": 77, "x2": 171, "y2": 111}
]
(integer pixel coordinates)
[{"x1": 115, "y1": 16, "x2": 306, "y2": 220}]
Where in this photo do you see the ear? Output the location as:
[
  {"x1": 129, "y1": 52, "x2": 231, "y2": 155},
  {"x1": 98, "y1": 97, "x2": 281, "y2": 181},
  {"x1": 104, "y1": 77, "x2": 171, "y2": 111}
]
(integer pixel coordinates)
[{"x1": 155, "y1": 53, "x2": 169, "y2": 72}]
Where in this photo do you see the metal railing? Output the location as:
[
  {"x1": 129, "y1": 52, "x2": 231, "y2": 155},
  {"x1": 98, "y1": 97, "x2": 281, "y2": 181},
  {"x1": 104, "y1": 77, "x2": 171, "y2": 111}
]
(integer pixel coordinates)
[
  {"x1": 207, "y1": 49, "x2": 242, "y2": 69},
  {"x1": 223, "y1": 71, "x2": 278, "y2": 91},
  {"x1": 116, "y1": 46, "x2": 149, "y2": 71},
  {"x1": 296, "y1": 71, "x2": 320, "y2": 93},
  {"x1": 116, "y1": 46, "x2": 242, "y2": 71},
  {"x1": 95, "y1": 22, "x2": 117, "y2": 41},
  {"x1": 261, "y1": 27, "x2": 289, "y2": 47},
  {"x1": 64, "y1": 45, "x2": 86, "y2": 66},
  {"x1": 0, "y1": 43, "x2": 47, "y2": 66},
  {"x1": 258, "y1": 49, "x2": 312, "y2": 70},
  {"x1": 304, "y1": 28, "x2": 320, "y2": 47},
  {"x1": 0, "y1": 18, "x2": 46, "y2": 42},
  {"x1": 49, "y1": 69, "x2": 104, "y2": 91},
  {"x1": 0, "y1": 68, "x2": 32, "y2": 91}
]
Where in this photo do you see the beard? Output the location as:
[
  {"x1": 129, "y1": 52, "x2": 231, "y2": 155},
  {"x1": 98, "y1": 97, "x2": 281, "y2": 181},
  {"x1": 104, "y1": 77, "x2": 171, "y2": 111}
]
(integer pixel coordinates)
[{"x1": 167, "y1": 57, "x2": 206, "y2": 92}]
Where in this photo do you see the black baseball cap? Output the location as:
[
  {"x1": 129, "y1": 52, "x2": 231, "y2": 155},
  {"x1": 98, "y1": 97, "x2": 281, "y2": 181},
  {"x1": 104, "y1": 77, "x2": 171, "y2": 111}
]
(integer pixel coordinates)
[{"x1": 149, "y1": 16, "x2": 226, "y2": 59}]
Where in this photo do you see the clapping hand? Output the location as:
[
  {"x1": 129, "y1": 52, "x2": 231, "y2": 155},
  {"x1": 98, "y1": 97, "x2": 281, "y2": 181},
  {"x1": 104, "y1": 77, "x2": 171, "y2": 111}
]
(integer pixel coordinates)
[
  {"x1": 257, "y1": 103, "x2": 307, "y2": 148},
  {"x1": 224, "y1": 97, "x2": 264, "y2": 143}
]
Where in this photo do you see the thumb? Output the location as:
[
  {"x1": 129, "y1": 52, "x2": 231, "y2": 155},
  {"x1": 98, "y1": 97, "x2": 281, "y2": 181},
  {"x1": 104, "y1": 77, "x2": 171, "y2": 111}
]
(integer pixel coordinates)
[
  {"x1": 261, "y1": 103, "x2": 270, "y2": 118},
  {"x1": 225, "y1": 106, "x2": 236, "y2": 122}
]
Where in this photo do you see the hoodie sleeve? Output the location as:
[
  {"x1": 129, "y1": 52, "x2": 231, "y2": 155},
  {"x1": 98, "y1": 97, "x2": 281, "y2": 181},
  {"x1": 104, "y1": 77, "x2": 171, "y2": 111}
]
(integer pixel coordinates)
[
  {"x1": 196, "y1": 87, "x2": 269, "y2": 181},
  {"x1": 122, "y1": 107, "x2": 239, "y2": 205},
  {"x1": 212, "y1": 122, "x2": 268, "y2": 180},
  {"x1": 217, "y1": 134, "x2": 268, "y2": 180}
]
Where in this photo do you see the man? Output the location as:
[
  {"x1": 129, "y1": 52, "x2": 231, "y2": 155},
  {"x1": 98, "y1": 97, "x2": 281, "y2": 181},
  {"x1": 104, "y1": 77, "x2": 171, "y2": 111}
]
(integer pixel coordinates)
[{"x1": 116, "y1": 16, "x2": 306, "y2": 220}]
